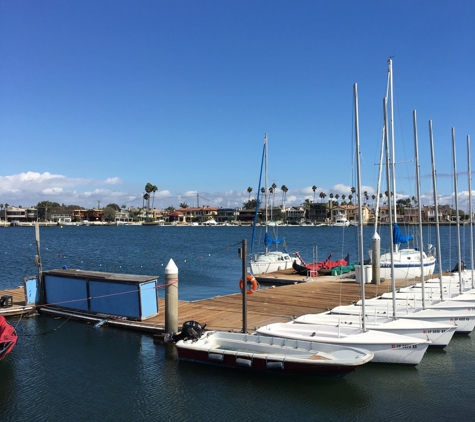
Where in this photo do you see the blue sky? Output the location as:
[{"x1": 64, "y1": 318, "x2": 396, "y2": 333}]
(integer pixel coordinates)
[{"x1": 1, "y1": 1, "x2": 474, "y2": 211}]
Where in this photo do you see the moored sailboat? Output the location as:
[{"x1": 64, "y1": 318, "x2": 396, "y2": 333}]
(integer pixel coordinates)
[{"x1": 249, "y1": 134, "x2": 301, "y2": 275}]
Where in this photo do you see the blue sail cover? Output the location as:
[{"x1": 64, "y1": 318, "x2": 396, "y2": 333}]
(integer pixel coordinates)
[
  {"x1": 393, "y1": 223, "x2": 413, "y2": 245},
  {"x1": 265, "y1": 233, "x2": 285, "y2": 247}
]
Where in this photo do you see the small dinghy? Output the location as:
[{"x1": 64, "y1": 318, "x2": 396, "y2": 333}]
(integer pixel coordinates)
[
  {"x1": 175, "y1": 330, "x2": 373, "y2": 377},
  {"x1": 0, "y1": 316, "x2": 18, "y2": 361}
]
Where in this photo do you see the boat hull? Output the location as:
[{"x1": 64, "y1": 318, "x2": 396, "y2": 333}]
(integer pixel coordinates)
[
  {"x1": 0, "y1": 316, "x2": 18, "y2": 361},
  {"x1": 250, "y1": 251, "x2": 300, "y2": 275},
  {"x1": 334, "y1": 303, "x2": 475, "y2": 334},
  {"x1": 295, "y1": 313, "x2": 456, "y2": 348},
  {"x1": 175, "y1": 331, "x2": 373, "y2": 377},
  {"x1": 379, "y1": 249, "x2": 436, "y2": 280},
  {"x1": 256, "y1": 323, "x2": 429, "y2": 365}
]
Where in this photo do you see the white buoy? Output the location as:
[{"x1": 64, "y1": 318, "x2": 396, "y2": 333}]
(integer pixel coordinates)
[
  {"x1": 372, "y1": 231, "x2": 381, "y2": 284},
  {"x1": 165, "y1": 259, "x2": 178, "y2": 334}
]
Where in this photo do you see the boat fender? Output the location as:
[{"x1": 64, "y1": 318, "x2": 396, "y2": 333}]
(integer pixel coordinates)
[{"x1": 239, "y1": 275, "x2": 258, "y2": 294}]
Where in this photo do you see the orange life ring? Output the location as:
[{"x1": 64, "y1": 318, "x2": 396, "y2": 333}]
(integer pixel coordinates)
[{"x1": 239, "y1": 275, "x2": 258, "y2": 294}]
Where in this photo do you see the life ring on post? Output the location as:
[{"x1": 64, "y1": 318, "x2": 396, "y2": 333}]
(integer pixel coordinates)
[{"x1": 239, "y1": 275, "x2": 258, "y2": 294}]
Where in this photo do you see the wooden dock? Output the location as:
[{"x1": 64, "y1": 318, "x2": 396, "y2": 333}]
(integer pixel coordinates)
[{"x1": 0, "y1": 273, "x2": 418, "y2": 334}]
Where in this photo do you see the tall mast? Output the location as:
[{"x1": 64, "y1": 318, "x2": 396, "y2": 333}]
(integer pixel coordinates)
[
  {"x1": 429, "y1": 120, "x2": 444, "y2": 299},
  {"x1": 384, "y1": 96, "x2": 397, "y2": 316},
  {"x1": 413, "y1": 110, "x2": 425, "y2": 309},
  {"x1": 354, "y1": 83, "x2": 365, "y2": 332},
  {"x1": 452, "y1": 128, "x2": 463, "y2": 293},
  {"x1": 388, "y1": 58, "x2": 397, "y2": 252},
  {"x1": 264, "y1": 134, "x2": 269, "y2": 254},
  {"x1": 468, "y1": 135, "x2": 474, "y2": 289}
]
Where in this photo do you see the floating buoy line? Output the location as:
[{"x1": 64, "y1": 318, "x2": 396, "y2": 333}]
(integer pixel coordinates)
[{"x1": 1, "y1": 240, "x2": 244, "y2": 275}]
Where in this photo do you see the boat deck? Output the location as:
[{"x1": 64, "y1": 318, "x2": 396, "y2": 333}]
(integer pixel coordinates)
[{"x1": 0, "y1": 273, "x2": 424, "y2": 334}]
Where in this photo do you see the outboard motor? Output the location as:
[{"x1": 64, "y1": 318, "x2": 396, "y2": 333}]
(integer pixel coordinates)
[
  {"x1": 450, "y1": 261, "x2": 466, "y2": 273},
  {"x1": 165, "y1": 320, "x2": 206, "y2": 343}
]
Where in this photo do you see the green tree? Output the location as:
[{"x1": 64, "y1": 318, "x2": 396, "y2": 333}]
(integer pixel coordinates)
[
  {"x1": 243, "y1": 198, "x2": 260, "y2": 210},
  {"x1": 179, "y1": 202, "x2": 188, "y2": 208},
  {"x1": 102, "y1": 206, "x2": 117, "y2": 223},
  {"x1": 106, "y1": 203, "x2": 120, "y2": 211},
  {"x1": 319, "y1": 192, "x2": 326, "y2": 203}
]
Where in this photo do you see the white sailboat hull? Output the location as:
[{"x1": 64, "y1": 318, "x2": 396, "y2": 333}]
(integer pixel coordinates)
[
  {"x1": 379, "y1": 249, "x2": 436, "y2": 280},
  {"x1": 250, "y1": 251, "x2": 300, "y2": 275},
  {"x1": 256, "y1": 322, "x2": 429, "y2": 365},
  {"x1": 295, "y1": 312, "x2": 456, "y2": 348},
  {"x1": 332, "y1": 304, "x2": 475, "y2": 334},
  {"x1": 380, "y1": 291, "x2": 475, "y2": 303}
]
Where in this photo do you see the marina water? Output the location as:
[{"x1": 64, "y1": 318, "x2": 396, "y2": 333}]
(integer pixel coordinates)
[{"x1": 1, "y1": 225, "x2": 474, "y2": 421}]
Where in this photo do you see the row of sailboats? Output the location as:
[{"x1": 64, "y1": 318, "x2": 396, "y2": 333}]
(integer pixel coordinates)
[
  {"x1": 257, "y1": 60, "x2": 475, "y2": 365},
  {"x1": 174, "y1": 59, "x2": 473, "y2": 372}
]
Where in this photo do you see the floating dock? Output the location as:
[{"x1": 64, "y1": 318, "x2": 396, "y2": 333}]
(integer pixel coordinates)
[{"x1": 1, "y1": 270, "x2": 422, "y2": 334}]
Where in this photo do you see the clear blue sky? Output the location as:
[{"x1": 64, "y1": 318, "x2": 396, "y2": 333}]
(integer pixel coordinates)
[{"x1": 1, "y1": 1, "x2": 474, "y2": 210}]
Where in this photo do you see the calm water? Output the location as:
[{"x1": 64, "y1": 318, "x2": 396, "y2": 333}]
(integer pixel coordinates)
[{"x1": 1, "y1": 225, "x2": 475, "y2": 421}]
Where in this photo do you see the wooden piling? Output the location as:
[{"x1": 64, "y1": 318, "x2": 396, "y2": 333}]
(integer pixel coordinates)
[{"x1": 164, "y1": 259, "x2": 178, "y2": 334}]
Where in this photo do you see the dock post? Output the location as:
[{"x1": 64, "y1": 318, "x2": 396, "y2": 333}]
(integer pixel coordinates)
[
  {"x1": 165, "y1": 259, "x2": 178, "y2": 334},
  {"x1": 372, "y1": 232, "x2": 381, "y2": 284},
  {"x1": 35, "y1": 222, "x2": 44, "y2": 303},
  {"x1": 240, "y1": 239, "x2": 247, "y2": 334}
]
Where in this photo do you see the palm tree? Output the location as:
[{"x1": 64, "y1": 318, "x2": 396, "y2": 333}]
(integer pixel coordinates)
[
  {"x1": 271, "y1": 183, "x2": 277, "y2": 209},
  {"x1": 372, "y1": 194, "x2": 376, "y2": 209},
  {"x1": 319, "y1": 192, "x2": 326, "y2": 203},
  {"x1": 150, "y1": 184, "x2": 158, "y2": 211},
  {"x1": 144, "y1": 183, "x2": 153, "y2": 211},
  {"x1": 143, "y1": 193, "x2": 150, "y2": 216},
  {"x1": 351, "y1": 186, "x2": 356, "y2": 196},
  {"x1": 342, "y1": 194, "x2": 346, "y2": 202},
  {"x1": 348, "y1": 194, "x2": 353, "y2": 205},
  {"x1": 335, "y1": 194, "x2": 340, "y2": 205},
  {"x1": 281, "y1": 185, "x2": 288, "y2": 206},
  {"x1": 312, "y1": 185, "x2": 317, "y2": 203},
  {"x1": 247, "y1": 187, "x2": 253, "y2": 200}
]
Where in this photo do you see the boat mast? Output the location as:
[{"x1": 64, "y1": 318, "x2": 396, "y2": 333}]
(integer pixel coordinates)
[
  {"x1": 413, "y1": 110, "x2": 425, "y2": 309},
  {"x1": 388, "y1": 58, "x2": 398, "y2": 253},
  {"x1": 264, "y1": 133, "x2": 269, "y2": 255},
  {"x1": 429, "y1": 120, "x2": 445, "y2": 300},
  {"x1": 250, "y1": 135, "x2": 267, "y2": 260},
  {"x1": 467, "y1": 135, "x2": 474, "y2": 289},
  {"x1": 384, "y1": 96, "x2": 397, "y2": 317},
  {"x1": 452, "y1": 128, "x2": 463, "y2": 294},
  {"x1": 354, "y1": 83, "x2": 366, "y2": 332}
]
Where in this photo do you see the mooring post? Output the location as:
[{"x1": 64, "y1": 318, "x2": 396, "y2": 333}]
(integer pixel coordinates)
[
  {"x1": 239, "y1": 239, "x2": 247, "y2": 333},
  {"x1": 165, "y1": 259, "x2": 178, "y2": 334},
  {"x1": 35, "y1": 222, "x2": 44, "y2": 303},
  {"x1": 372, "y1": 232, "x2": 381, "y2": 284}
]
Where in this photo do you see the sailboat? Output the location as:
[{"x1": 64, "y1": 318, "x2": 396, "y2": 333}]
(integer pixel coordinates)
[
  {"x1": 249, "y1": 134, "x2": 301, "y2": 275},
  {"x1": 370, "y1": 128, "x2": 475, "y2": 306},
  {"x1": 257, "y1": 85, "x2": 431, "y2": 365},
  {"x1": 376, "y1": 59, "x2": 436, "y2": 280},
  {"x1": 340, "y1": 116, "x2": 475, "y2": 335}
]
